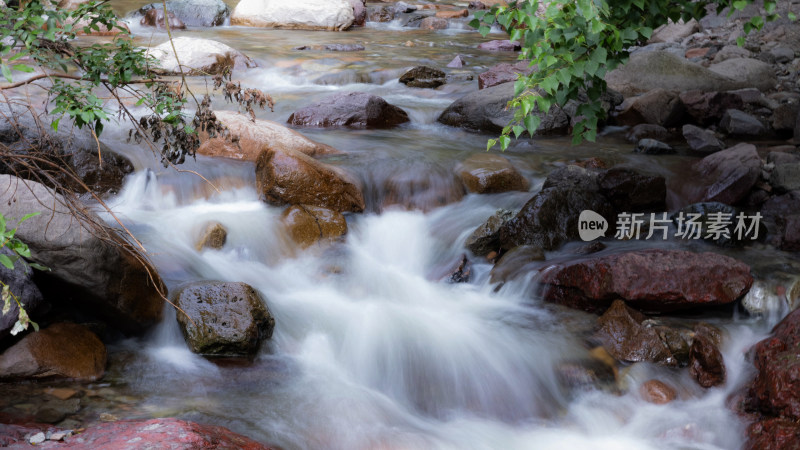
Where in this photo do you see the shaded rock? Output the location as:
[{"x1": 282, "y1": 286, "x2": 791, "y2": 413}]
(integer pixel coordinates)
[
  {"x1": 399, "y1": 66, "x2": 446, "y2": 89},
  {"x1": 679, "y1": 91, "x2": 744, "y2": 125},
  {"x1": 0, "y1": 176, "x2": 164, "y2": 334},
  {"x1": 447, "y1": 55, "x2": 466, "y2": 68},
  {"x1": 597, "y1": 167, "x2": 666, "y2": 212},
  {"x1": 195, "y1": 222, "x2": 227, "y2": 251},
  {"x1": 626, "y1": 124, "x2": 669, "y2": 143},
  {"x1": 540, "y1": 249, "x2": 753, "y2": 313},
  {"x1": 281, "y1": 205, "x2": 347, "y2": 248},
  {"x1": 0, "y1": 323, "x2": 105, "y2": 381},
  {"x1": 682, "y1": 124, "x2": 724, "y2": 154},
  {"x1": 147, "y1": 37, "x2": 257, "y2": 75},
  {"x1": 419, "y1": 17, "x2": 448, "y2": 30},
  {"x1": 634, "y1": 138, "x2": 675, "y2": 155},
  {"x1": 616, "y1": 89, "x2": 686, "y2": 127},
  {"x1": 606, "y1": 51, "x2": 767, "y2": 97},
  {"x1": 594, "y1": 300, "x2": 678, "y2": 365},
  {"x1": 489, "y1": 245, "x2": 546, "y2": 284},
  {"x1": 712, "y1": 44, "x2": 752, "y2": 62},
  {"x1": 438, "y1": 82, "x2": 569, "y2": 135},
  {"x1": 477, "y1": 40, "x2": 520, "y2": 51},
  {"x1": 140, "y1": 8, "x2": 186, "y2": 30},
  {"x1": 720, "y1": 109, "x2": 766, "y2": 136},
  {"x1": 136, "y1": 0, "x2": 230, "y2": 27},
  {"x1": 456, "y1": 153, "x2": 528, "y2": 194},
  {"x1": 255, "y1": 148, "x2": 365, "y2": 213},
  {"x1": 478, "y1": 61, "x2": 531, "y2": 90},
  {"x1": 649, "y1": 19, "x2": 699, "y2": 44},
  {"x1": 640, "y1": 379, "x2": 677, "y2": 404},
  {"x1": 771, "y1": 103, "x2": 799, "y2": 133},
  {"x1": 691, "y1": 143, "x2": 761, "y2": 205},
  {"x1": 556, "y1": 359, "x2": 616, "y2": 392},
  {"x1": 770, "y1": 163, "x2": 800, "y2": 193},
  {"x1": 708, "y1": 58, "x2": 776, "y2": 93},
  {"x1": 0, "y1": 248, "x2": 43, "y2": 341},
  {"x1": 349, "y1": 0, "x2": 366, "y2": 26},
  {"x1": 288, "y1": 92, "x2": 409, "y2": 129},
  {"x1": 231, "y1": 0, "x2": 355, "y2": 30},
  {"x1": 368, "y1": 6, "x2": 394, "y2": 22},
  {"x1": 198, "y1": 110, "x2": 338, "y2": 161},
  {"x1": 465, "y1": 209, "x2": 514, "y2": 256},
  {"x1": 689, "y1": 325, "x2": 726, "y2": 388},
  {"x1": 672, "y1": 202, "x2": 761, "y2": 246},
  {"x1": 446, "y1": 254, "x2": 472, "y2": 284},
  {"x1": 761, "y1": 192, "x2": 800, "y2": 250},
  {"x1": 174, "y1": 281, "x2": 274, "y2": 356}
]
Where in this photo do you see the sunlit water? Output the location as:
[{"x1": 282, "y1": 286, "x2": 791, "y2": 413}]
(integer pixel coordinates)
[{"x1": 31, "y1": 1, "x2": 799, "y2": 448}]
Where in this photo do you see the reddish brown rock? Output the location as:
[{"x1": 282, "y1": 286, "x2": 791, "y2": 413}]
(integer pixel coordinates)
[
  {"x1": 0, "y1": 323, "x2": 106, "y2": 381},
  {"x1": 748, "y1": 308, "x2": 800, "y2": 421},
  {"x1": 540, "y1": 249, "x2": 753, "y2": 313},
  {"x1": 679, "y1": 90, "x2": 744, "y2": 125},
  {"x1": 746, "y1": 418, "x2": 800, "y2": 450},
  {"x1": 616, "y1": 89, "x2": 686, "y2": 128},
  {"x1": 288, "y1": 92, "x2": 409, "y2": 129},
  {"x1": 640, "y1": 379, "x2": 677, "y2": 404},
  {"x1": 690, "y1": 143, "x2": 761, "y2": 205},
  {"x1": 689, "y1": 327, "x2": 726, "y2": 388},
  {"x1": 436, "y1": 9, "x2": 468, "y2": 18},
  {"x1": 478, "y1": 61, "x2": 532, "y2": 90},
  {"x1": 595, "y1": 300, "x2": 678, "y2": 365},
  {"x1": 419, "y1": 17, "x2": 448, "y2": 30},
  {"x1": 685, "y1": 47, "x2": 711, "y2": 59},
  {"x1": 597, "y1": 167, "x2": 666, "y2": 212},
  {"x1": 255, "y1": 147, "x2": 365, "y2": 213},
  {"x1": 281, "y1": 205, "x2": 347, "y2": 248},
  {"x1": 456, "y1": 153, "x2": 529, "y2": 194}
]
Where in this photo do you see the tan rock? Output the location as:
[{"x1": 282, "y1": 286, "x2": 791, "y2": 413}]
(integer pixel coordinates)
[
  {"x1": 436, "y1": 9, "x2": 468, "y2": 19},
  {"x1": 256, "y1": 147, "x2": 365, "y2": 212},
  {"x1": 45, "y1": 387, "x2": 78, "y2": 400},
  {"x1": 640, "y1": 379, "x2": 677, "y2": 404},
  {"x1": 198, "y1": 111, "x2": 339, "y2": 161},
  {"x1": 456, "y1": 153, "x2": 529, "y2": 194},
  {"x1": 195, "y1": 222, "x2": 227, "y2": 250},
  {"x1": 281, "y1": 205, "x2": 347, "y2": 247}
]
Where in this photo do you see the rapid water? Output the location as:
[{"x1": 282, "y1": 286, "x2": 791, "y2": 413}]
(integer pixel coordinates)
[{"x1": 64, "y1": 1, "x2": 800, "y2": 448}]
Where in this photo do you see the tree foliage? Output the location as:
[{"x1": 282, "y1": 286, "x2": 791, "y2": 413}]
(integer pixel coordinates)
[
  {"x1": 471, "y1": 0, "x2": 788, "y2": 149},
  {"x1": 0, "y1": 212, "x2": 45, "y2": 336}
]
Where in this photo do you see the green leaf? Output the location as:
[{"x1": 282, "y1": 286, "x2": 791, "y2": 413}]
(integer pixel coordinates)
[
  {"x1": 11, "y1": 64, "x2": 33, "y2": 73},
  {"x1": 732, "y1": 0, "x2": 748, "y2": 10},
  {"x1": 28, "y1": 263, "x2": 49, "y2": 272},
  {"x1": 1, "y1": 64, "x2": 11, "y2": 83},
  {"x1": 524, "y1": 114, "x2": 541, "y2": 136},
  {"x1": 0, "y1": 253, "x2": 14, "y2": 270},
  {"x1": 512, "y1": 125, "x2": 525, "y2": 138},
  {"x1": 498, "y1": 135, "x2": 511, "y2": 150},
  {"x1": 789, "y1": 12, "x2": 797, "y2": 21},
  {"x1": 487, "y1": 138, "x2": 497, "y2": 151}
]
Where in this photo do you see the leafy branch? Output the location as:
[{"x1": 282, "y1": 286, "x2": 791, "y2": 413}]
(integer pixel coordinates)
[{"x1": 0, "y1": 212, "x2": 47, "y2": 336}]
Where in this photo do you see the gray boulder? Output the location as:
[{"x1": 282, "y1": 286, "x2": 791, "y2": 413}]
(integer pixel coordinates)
[
  {"x1": 135, "y1": 0, "x2": 230, "y2": 27},
  {"x1": 288, "y1": 92, "x2": 409, "y2": 129},
  {"x1": 634, "y1": 138, "x2": 675, "y2": 155},
  {"x1": 691, "y1": 143, "x2": 761, "y2": 205},
  {"x1": 719, "y1": 109, "x2": 766, "y2": 136},
  {"x1": 682, "y1": 124, "x2": 724, "y2": 154},
  {"x1": 708, "y1": 58, "x2": 776, "y2": 93},
  {"x1": 770, "y1": 163, "x2": 800, "y2": 193}
]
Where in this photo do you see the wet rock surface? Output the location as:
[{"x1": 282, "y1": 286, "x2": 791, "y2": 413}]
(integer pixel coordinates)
[
  {"x1": 456, "y1": 153, "x2": 529, "y2": 194},
  {"x1": 288, "y1": 92, "x2": 410, "y2": 129}
]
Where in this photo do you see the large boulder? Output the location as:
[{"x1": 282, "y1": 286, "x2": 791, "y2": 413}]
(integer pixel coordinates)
[
  {"x1": 0, "y1": 248, "x2": 43, "y2": 341},
  {"x1": 539, "y1": 249, "x2": 753, "y2": 313},
  {"x1": 679, "y1": 90, "x2": 744, "y2": 125},
  {"x1": 198, "y1": 110, "x2": 338, "y2": 161},
  {"x1": 281, "y1": 205, "x2": 347, "y2": 248},
  {"x1": 455, "y1": 153, "x2": 529, "y2": 194},
  {"x1": 135, "y1": 0, "x2": 230, "y2": 27},
  {"x1": 174, "y1": 281, "x2": 274, "y2": 356},
  {"x1": 231, "y1": 0, "x2": 355, "y2": 31},
  {"x1": 719, "y1": 109, "x2": 766, "y2": 136},
  {"x1": 615, "y1": 89, "x2": 685, "y2": 127},
  {"x1": 255, "y1": 148, "x2": 365, "y2": 212},
  {"x1": 478, "y1": 61, "x2": 531, "y2": 90},
  {"x1": 689, "y1": 143, "x2": 761, "y2": 205},
  {"x1": 438, "y1": 82, "x2": 569, "y2": 135},
  {"x1": 348, "y1": 0, "x2": 366, "y2": 26},
  {"x1": 708, "y1": 58, "x2": 776, "y2": 93},
  {"x1": 0, "y1": 323, "x2": 106, "y2": 381},
  {"x1": 288, "y1": 92, "x2": 409, "y2": 129},
  {"x1": 606, "y1": 51, "x2": 770, "y2": 97},
  {"x1": 597, "y1": 167, "x2": 666, "y2": 212},
  {"x1": 147, "y1": 37, "x2": 257, "y2": 76},
  {"x1": 0, "y1": 176, "x2": 165, "y2": 334},
  {"x1": 378, "y1": 162, "x2": 466, "y2": 212}
]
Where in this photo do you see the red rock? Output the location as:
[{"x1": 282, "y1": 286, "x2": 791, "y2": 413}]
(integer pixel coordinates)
[
  {"x1": 641, "y1": 379, "x2": 677, "y2": 404},
  {"x1": 689, "y1": 329, "x2": 726, "y2": 388},
  {"x1": 540, "y1": 249, "x2": 753, "y2": 313},
  {"x1": 288, "y1": 92, "x2": 409, "y2": 129},
  {"x1": 748, "y1": 308, "x2": 800, "y2": 421},
  {"x1": 595, "y1": 300, "x2": 679, "y2": 365},
  {"x1": 746, "y1": 418, "x2": 800, "y2": 450},
  {"x1": 685, "y1": 47, "x2": 711, "y2": 59}
]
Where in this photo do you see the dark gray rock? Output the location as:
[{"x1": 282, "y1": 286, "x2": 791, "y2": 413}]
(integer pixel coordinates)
[
  {"x1": 399, "y1": 66, "x2": 446, "y2": 89},
  {"x1": 616, "y1": 89, "x2": 685, "y2": 127},
  {"x1": 597, "y1": 167, "x2": 666, "y2": 212},
  {"x1": 288, "y1": 92, "x2": 409, "y2": 129},
  {"x1": 634, "y1": 138, "x2": 675, "y2": 155},
  {"x1": 682, "y1": 124, "x2": 725, "y2": 154},
  {"x1": 692, "y1": 143, "x2": 761, "y2": 205},
  {"x1": 135, "y1": 0, "x2": 230, "y2": 27},
  {"x1": 465, "y1": 209, "x2": 514, "y2": 256},
  {"x1": 679, "y1": 90, "x2": 744, "y2": 125},
  {"x1": 771, "y1": 163, "x2": 800, "y2": 193},
  {"x1": 626, "y1": 124, "x2": 669, "y2": 143},
  {"x1": 720, "y1": 109, "x2": 766, "y2": 136},
  {"x1": 477, "y1": 40, "x2": 521, "y2": 51}
]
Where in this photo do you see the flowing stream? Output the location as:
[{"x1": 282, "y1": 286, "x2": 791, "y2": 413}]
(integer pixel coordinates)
[{"x1": 43, "y1": 1, "x2": 800, "y2": 448}]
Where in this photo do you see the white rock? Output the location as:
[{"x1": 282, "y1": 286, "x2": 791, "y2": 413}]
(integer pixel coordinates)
[
  {"x1": 230, "y1": 0, "x2": 355, "y2": 31},
  {"x1": 146, "y1": 37, "x2": 257, "y2": 76},
  {"x1": 29, "y1": 432, "x2": 46, "y2": 445}
]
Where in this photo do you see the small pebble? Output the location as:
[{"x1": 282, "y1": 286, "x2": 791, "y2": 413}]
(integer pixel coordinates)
[{"x1": 29, "y1": 432, "x2": 46, "y2": 445}]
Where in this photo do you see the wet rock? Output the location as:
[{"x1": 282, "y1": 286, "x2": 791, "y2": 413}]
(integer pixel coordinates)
[
  {"x1": 761, "y1": 191, "x2": 800, "y2": 250},
  {"x1": 322, "y1": 44, "x2": 365, "y2": 52},
  {"x1": 378, "y1": 162, "x2": 465, "y2": 212},
  {"x1": 634, "y1": 138, "x2": 675, "y2": 155},
  {"x1": 770, "y1": 163, "x2": 800, "y2": 193},
  {"x1": 477, "y1": 40, "x2": 521, "y2": 51},
  {"x1": 708, "y1": 58, "x2": 776, "y2": 93},
  {"x1": 640, "y1": 379, "x2": 677, "y2": 404},
  {"x1": 174, "y1": 281, "x2": 274, "y2": 356},
  {"x1": 436, "y1": 9, "x2": 468, "y2": 19},
  {"x1": 438, "y1": 82, "x2": 569, "y2": 135},
  {"x1": 597, "y1": 167, "x2": 666, "y2": 212},
  {"x1": 195, "y1": 221, "x2": 227, "y2": 251},
  {"x1": 147, "y1": 37, "x2": 257, "y2": 75},
  {"x1": 394, "y1": 2, "x2": 416, "y2": 14},
  {"x1": 140, "y1": 8, "x2": 186, "y2": 29},
  {"x1": 349, "y1": 0, "x2": 366, "y2": 26},
  {"x1": 281, "y1": 205, "x2": 347, "y2": 248},
  {"x1": 468, "y1": 1, "x2": 488, "y2": 9},
  {"x1": 456, "y1": 153, "x2": 528, "y2": 194},
  {"x1": 368, "y1": 6, "x2": 394, "y2": 22},
  {"x1": 446, "y1": 255, "x2": 472, "y2": 284},
  {"x1": 556, "y1": 359, "x2": 616, "y2": 392},
  {"x1": 649, "y1": 19, "x2": 699, "y2": 44},
  {"x1": 0, "y1": 176, "x2": 164, "y2": 334},
  {"x1": 606, "y1": 51, "x2": 765, "y2": 97},
  {"x1": 626, "y1": 124, "x2": 669, "y2": 143},
  {"x1": 419, "y1": 17, "x2": 448, "y2": 30},
  {"x1": 231, "y1": 0, "x2": 355, "y2": 30},
  {"x1": 53, "y1": 418, "x2": 273, "y2": 448},
  {"x1": 594, "y1": 300, "x2": 678, "y2": 365},
  {"x1": 447, "y1": 55, "x2": 466, "y2": 68},
  {"x1": 682, "y1": 124, "x2": 724, "y2": 154},
  {"x1": 691, "y1": 143, "x2": 761, "y2": 205},
  {"x1": 288, "y1": 92, "x2": 409, "y2": 129},
  {"x1": 255, "y1": 147, "x2": 365, "y2": 213},
  {"x1": 135, "y1": 0, "x2": 230, "y2": 27},
  {"x1": 747, "y1": 418, "x2": 800, "y2": 450},
  {"x1": 198, "y1": 110, "x2": 338, "y2": 161},
  {"x1": 489, "y1": 245, "x2": 546, "y2": 283},
  {"x1": 720, "y1": 109, "x2": 766, "y2": 136},
  {"x1": 0, "y1": 323, "x2": 106, "y2": 381},
  {"x1": 0, "y1": 248, "x2": 43, "y2": 341},
  {"x1": 465, "y1": 209, "x2": 514, "y2": 256},
  {"x1": 478, "y1": 61, "x2": 531, "y2": 90},
  {"x1": 671, "y1": 202, "x2": 761, "y2": 246},
  {"x1": 399, "y1": 66, "x2": 446, "y2": 89},
  {"x1": 540, "y1": 249, "x2": 753, "y2": 313},
  {"x1": 616, "y1": 89, "x2": 686, "y2": 127},
  {"x1": 679, "y1": 91, "x2": 744, "y2": 125},
  {"x1": 689, "y1": 325, "x2": 726, "y2": 388},
  {"x1": 399, "y1": 13, "x2": 426, "y2": 27}
]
